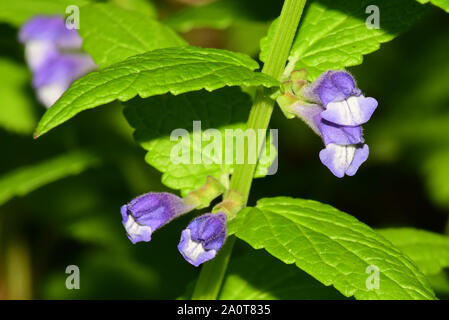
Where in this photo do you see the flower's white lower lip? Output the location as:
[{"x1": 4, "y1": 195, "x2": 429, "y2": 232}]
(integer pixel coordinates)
[
  {"x1": 125, "y1": 215, "x2": 152, "y2": 240},
  {"x1": 184, "y1": 237, "x2": 207, "y2": 262},
  {"x1": 25, "y1": 40, "x2": 55, "y2": 71}
]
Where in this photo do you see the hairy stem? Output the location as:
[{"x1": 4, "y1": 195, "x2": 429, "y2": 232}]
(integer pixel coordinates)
[{"x1": 191, "y1": 0, "x2": 307, "y2": 300}]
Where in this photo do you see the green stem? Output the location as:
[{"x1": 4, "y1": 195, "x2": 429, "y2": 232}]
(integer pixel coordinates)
[
  {"x1": 191, "y1": 0, "x2": 307, "y2": 300},
  {"x1": 231, "y1": 0, "x2": 307, "y2": 202},
  {"x1": 191, "y1": 237, "x2": 235, "y2": 299}
]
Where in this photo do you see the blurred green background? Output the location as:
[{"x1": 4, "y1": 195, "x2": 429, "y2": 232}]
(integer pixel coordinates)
[{"x1": 0, "y1": 0, "x2": 448, "y2": 299}]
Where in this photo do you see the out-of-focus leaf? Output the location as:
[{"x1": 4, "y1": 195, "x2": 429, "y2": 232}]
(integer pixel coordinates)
[
  {"x1": 165, "y1": 0, "x2": 250, "y2": 32},
  {"x1": 124, "y1": 87, "x2": 276, "y2": 195},
  {"x1": 219, "y1": 249, "x2": 346, "y2": 300},
  {"x1": 261, "y1": 0, "x2": 428, "y2": 80},
  {"x1": 0, "y1": 59, "x2": 36, "y2": 135},
  {"x1": 229, "y1": 197, "x2": 436, "y2": 300},
  {"x1": 0, "y1": 151, "x2": 100, "y2": 206},
  {"x1": 422, "y1": 151, "x2": 449, "y2": 209},
  {"x1": 0, "y1": 0, "x2": 89, "y2": 26},
  {"x1": 378, "y1": 228, "x2": 449, "y2": 276},
  {"x1": 40, "y1": 252, "x2": 157, "y2": 299},
  {"x1": 79, "y1": 3, "x2": 184, "y2": 68},
  {"x1": 110, "y1": 0, "x2": 156, "y2": 17},
  {"x1": 366, "y1": 28, "x2": 449, "y2": 209},
  {"x1": 427, "y1": 271, "x2": 449, "y2": 299},
  {"x1": 65, "y1": 215, "x2": 128, "y2": 250},
  {"x1": 225, "y1": 22, "x2": 270, "y2": 56},
  {"x1": 164, "y1": 0, "x2": 280, "y2": 33},
  {"x1": 34, "y1": 46, "x2": 279, "y2": 138}
]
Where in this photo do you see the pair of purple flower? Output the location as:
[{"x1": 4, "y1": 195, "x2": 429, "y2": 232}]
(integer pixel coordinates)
[
  {"x1": 18, "y1": 16, "x2": 96, "y2": 108},
  {"x1": 121, "y1": 192, "x2": 227, "y2": 267},
  {"x1": 281, "y1": 70, "x2": 378, "y2": 178}
]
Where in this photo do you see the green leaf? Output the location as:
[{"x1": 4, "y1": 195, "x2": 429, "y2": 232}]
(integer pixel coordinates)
[
  {"x1": 0, "y1": 151, "x2": 100, "y2": 206},
  {"x1": 261, "y1": 0, "x2": 428, "y2": 80},
  {"x1": 65, "y1": 215, "x2": 128, "y2": 251},
  {"x1": 219, "y1": 248, "x2": 346, "y2": 299},
  {"x1": 378, "y1": 228, "x2": 449, "y2": 276},
  {"x1": 0, "y1": 59, "x2": 37, "y2": 135},
  {"x1": 0, "y1": 0, "x2": 89, "y2": 26},
  {"x1": 79, "y1": 3, "x2": 185, "y2": 68},
  {"x1": 417, "y1": 0, "x2": 449, "y2": 12},
  {"x1": 229, "y1": 197, "x2": 436, "y2": 300},
  {"x1": 124, "y1": 87, "x2": 276, "y2": 195},
  {"x1": 34, "y1": 46, "x2": 279, "y2": 138}
]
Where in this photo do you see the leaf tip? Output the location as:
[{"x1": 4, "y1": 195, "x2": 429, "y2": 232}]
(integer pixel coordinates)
[{"x1": 33, "y1": 130, "x2": 42, "y2": 139}]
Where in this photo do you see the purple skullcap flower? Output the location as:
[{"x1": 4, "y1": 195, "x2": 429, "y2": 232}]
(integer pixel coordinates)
[
  {"x1": 282, "y1": 70, "x2": 377, "y2": 177},
  {"x1": 18, "y1": 16, "x2": 96, "y2": 108},
  {"x1": 121, "y1": 192, "x2": 194, "y2": 244},
  {"x1": 178, "y1": 212, "x2": 227, "y2": 267},
  {"x1": 291, "y1": 102, "x2": 369, "y2": 177},
  {"x1": 302, "y1": 70, "x2": 378, "y2": 126},
  {"x1": 18, "y1": 16, "x2": 82, "y2": 48},
  {"x1": 18, "y1": 16, "x2": 82, "y2": 71}
]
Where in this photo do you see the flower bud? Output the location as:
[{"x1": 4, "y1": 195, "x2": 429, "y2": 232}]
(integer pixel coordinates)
[
  {"x1": 121, "y1": 192, "x2": 194, "y2": 244},
  {"x1": 178, "y1": 212, "x2": 227, "y2": 267},
  {"x1": 276, "y1": 69, "x2": 309, "y2": 119}
]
